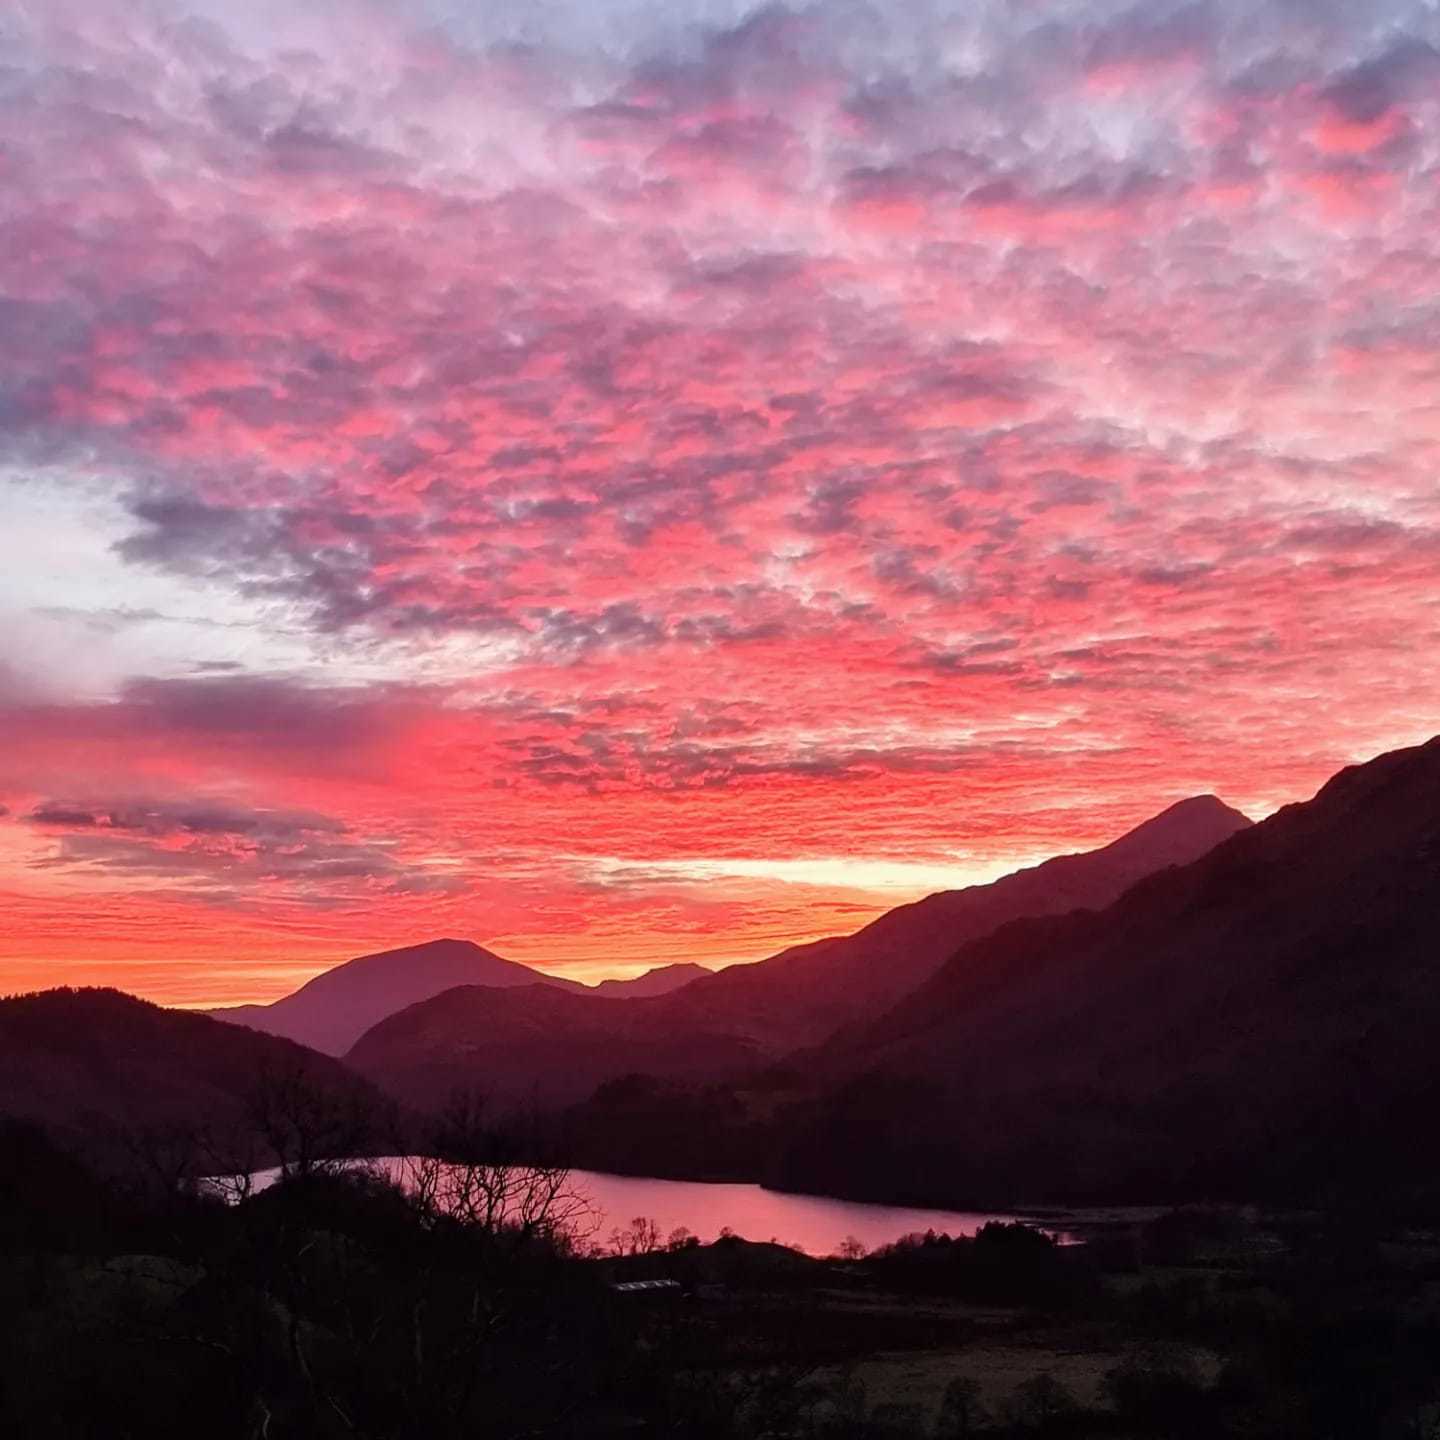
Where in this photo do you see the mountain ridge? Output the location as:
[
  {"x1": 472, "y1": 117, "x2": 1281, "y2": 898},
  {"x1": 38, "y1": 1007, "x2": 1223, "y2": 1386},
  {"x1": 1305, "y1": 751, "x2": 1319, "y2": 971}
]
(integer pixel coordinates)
[
  {"x1": 649, "y1": 791, "x2": 1253, "y2": 1049},
  {"x1": 345, "y1": 982, "x2": 764, "y2": 1111},
  {"x1": 347, "y1": 793, "x2": 1252, "y2": 1116},
  {"x1": 590, "y1": 962, "x2": 711, "y2": 998},
  {"x1": 772, "y1": 735, "x2": 1440, "y2": 1205}
]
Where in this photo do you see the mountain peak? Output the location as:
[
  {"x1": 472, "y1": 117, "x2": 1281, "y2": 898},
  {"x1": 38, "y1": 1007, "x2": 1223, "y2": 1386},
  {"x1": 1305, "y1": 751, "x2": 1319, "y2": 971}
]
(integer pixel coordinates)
[
  {"x1": 353, "y1": 937, "x2": 484, "y2": 961},
  {"x1": 203, "y1": 934, "x2": 582, "y2": 1055},
  {"x1": 1169, "y1": 792, "x2": 1233, "y2": 813},
  {"x1": 1135, "y1": 792, "x2": 1249, "y2": 828},
  {"x1": 791, "y1": 734, "x2": 1440, "y2": 1205},
  {"x1": 1101, "y1": 792, "x2": 1251, "y2": 866}
]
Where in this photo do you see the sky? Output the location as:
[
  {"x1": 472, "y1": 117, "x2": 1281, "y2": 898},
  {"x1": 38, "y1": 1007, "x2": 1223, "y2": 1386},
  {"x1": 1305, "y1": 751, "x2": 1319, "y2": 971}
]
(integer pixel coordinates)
[{"x1": 2, "y1": 0, "x2": 1439, "y2": 1006}]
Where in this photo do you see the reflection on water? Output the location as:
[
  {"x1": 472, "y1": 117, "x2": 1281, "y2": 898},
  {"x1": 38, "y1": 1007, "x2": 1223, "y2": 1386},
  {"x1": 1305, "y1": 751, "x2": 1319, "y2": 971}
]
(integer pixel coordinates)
[
  {"x1": 246, "y1": 1158, "x2": 1054, "y2": 1257},
  {"x1": 559, "y1": 1170, "x2": 1054, "y2": 1256}
]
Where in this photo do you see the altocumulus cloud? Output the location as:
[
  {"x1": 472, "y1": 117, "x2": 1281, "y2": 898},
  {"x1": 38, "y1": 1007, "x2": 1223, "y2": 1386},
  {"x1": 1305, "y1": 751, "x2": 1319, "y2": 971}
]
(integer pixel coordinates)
[{"x1": 2, "y1": 0, "x2": 1440, "y2": 993}]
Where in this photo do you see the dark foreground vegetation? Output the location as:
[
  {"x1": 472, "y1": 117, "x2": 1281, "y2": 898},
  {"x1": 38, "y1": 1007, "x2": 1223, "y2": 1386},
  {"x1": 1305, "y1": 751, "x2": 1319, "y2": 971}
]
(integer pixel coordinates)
[{"x1": 5, "y1": 1106, "x2": 1440, "y2": 1440}]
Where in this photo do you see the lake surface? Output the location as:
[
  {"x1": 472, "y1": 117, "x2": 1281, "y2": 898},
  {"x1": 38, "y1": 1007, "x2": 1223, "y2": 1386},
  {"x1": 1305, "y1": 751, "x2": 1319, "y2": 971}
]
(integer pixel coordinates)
[
  {"x1": 247, "y1": 1159, "x2": 1052, "y2": 1256},
  {"x1": 556, "y1": 1169, "x2": 1050, "y2": 1255}
]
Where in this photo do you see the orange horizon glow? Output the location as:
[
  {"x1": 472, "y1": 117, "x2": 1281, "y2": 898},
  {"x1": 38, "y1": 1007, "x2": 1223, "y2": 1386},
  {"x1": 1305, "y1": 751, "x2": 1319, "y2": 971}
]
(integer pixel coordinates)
[{"x1": 0, "y1": 763, "x2": 1351, "y2": 1009}]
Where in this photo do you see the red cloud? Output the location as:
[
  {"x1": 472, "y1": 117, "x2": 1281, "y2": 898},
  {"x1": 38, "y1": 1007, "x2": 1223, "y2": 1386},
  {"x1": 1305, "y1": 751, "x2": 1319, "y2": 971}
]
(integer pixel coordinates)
[{"x1": 2, "y1": 2, "x2": 1439, "y2": 1003}]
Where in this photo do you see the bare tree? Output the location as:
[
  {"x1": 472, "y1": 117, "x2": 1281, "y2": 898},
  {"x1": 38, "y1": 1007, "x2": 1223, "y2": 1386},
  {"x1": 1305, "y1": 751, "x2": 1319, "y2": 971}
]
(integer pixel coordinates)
[
  {"x1": 189, "y1": 1113, "x2": 268, "y2": 1203},
  {"x1": 609, "y1": 1215, "x2": 662, "y2": 1256},
  {"x1": 402, "y1": 1090, "x2": 597, "y2": 1250},
  {"x1": 112, "y1": 1119, "x2": 211, "y2": 1214},
  {"x1": 244, "y1": 1055, "x2": 385, "y2": 1182}
]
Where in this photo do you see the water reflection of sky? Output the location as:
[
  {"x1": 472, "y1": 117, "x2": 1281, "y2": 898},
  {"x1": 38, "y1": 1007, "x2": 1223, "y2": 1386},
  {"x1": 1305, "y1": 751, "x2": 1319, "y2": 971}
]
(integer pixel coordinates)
[
  {"x1": 571, "y1": 1170, "x2": 1062, "y2": 1255},
  {"x1": 245, "y1": 1159, "x2": 1062, "y2": 1256}
]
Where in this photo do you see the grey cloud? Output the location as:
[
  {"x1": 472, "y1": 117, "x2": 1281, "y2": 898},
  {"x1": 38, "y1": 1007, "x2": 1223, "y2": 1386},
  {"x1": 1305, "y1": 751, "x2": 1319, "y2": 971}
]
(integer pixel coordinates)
[
  {"x1": 507, "y1": 732, "x2": 998, "y2": 791},
  {"x1": 26, "y1": 804, "x2": 100, "y2": 828},
  {"x1": 116, "y1": 490, "x2": 523, "y2": 637},
  {"x1": 1030, "y1": 472, "x2": 1109, "y2": 511},
  {"x1": 670, "y1": 614, "x2": 785, "y2": 646},
  {"x1": 117, "y1": 674, "x2": 408, "y2": 751},
  {"x1": 28, "y1": 793, "x2": 465, "y2": 901},
  {"x1": 872, "y1": 547, "x2": 963, "y2": 601},
  {"x1": 1320, "y1": 37, "x2": 1440, "y2": 121},
  {"x1": 533, "y1": 602, "x2": 667, "y2": 654},
  {"x1": 1135, "y1": 562, "x2": 1216, "y2": 587},
  {"x1": 26, "y1": 796, "x2": 345, "y2": 839},
  {"x1": 792, "y1": 477, "x2": 868, "y2": 535},
  {"x1": 36, "y1": 830, "x2": 463, "y2": 900}
]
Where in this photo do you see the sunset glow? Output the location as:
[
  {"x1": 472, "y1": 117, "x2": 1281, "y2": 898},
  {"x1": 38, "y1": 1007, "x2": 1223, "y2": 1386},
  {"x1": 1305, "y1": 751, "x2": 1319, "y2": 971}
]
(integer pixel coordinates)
[{"x1": 4, "y1": 0, "x2": 1440, "y2": 1004}]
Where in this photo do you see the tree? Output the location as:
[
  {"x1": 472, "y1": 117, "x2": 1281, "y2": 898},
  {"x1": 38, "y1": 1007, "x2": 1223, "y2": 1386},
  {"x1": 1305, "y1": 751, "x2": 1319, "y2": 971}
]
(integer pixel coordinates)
[
  {"x1": 245, "y1": 1055, "x2": 385, "y2": 1181},
  {"x1": 610, "y1": 1215, "x2": 662, "y2": 1256},
  {"x1": 402, "y1": 1089, "x2": 597, "y2": 1250}
]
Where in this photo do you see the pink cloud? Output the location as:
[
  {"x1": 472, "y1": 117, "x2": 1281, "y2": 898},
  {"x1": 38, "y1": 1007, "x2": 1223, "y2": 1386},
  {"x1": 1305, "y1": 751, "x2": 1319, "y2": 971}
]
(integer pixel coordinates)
[{"x1": 2, "y1": 1, "x2": 1440, "y2": 1002}]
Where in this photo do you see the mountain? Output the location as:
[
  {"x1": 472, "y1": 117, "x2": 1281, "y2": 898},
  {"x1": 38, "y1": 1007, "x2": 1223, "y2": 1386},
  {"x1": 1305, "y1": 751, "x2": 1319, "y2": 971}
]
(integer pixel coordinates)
[
  {"x1": 203, "y1": 938, "x2": 587, "y2": 1056},
  {"x1": 346, "y1": 983, "x2": 763, "y2": 1112},
  {"x1": 205, "y1": 798, "x2": 1244, "y2": 1066},
  {"x1": 346, "y1": 796, "x2": 1251, "y2": 1122},
  {"x1": 775, "y1": 737, "x2": 1440, "y2": 1206},
  {"x1": 590, "y1": 962, "x2": 710, "y2": 998},
  {"x1": 0, "y1": 987, "x2": 386, "y2": 1165},
  {"x1": 651, "y1": 794, "x2": 1252, "y2": 1050}
]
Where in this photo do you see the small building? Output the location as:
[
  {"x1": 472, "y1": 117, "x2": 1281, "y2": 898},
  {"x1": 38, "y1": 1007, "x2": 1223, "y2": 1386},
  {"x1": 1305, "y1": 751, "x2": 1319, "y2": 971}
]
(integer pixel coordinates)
[
  {"x1": 609, "y1": 1278, "x2": 682, "y2": 1296},
  {"x1": 608, "y1": 1278, "x2": 684, "y2": 1306}
]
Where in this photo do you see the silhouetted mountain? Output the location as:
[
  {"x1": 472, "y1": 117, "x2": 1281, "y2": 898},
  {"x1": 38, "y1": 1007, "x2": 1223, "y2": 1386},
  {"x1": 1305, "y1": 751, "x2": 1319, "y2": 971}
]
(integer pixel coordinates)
[
  {"x1": 207, "y1": 800, "x2": 1244, "y2": 1072},
  {"x1": 347, "y1": 983, "x2": 763, "y2": 1112},
  {"x1": 590, "y1": 962, "x2": 710, "y2": 998},
  {"x1": 204, "y1": 937, "x2": 586, "y2": 1055},
  {"x1": 0, "y1": 987, "x2": 385, "y2": 1164},
  {"x1": 654, "y1": 794, "x2": 1252, "y2": 1050},
  {"x1": 776, "y1": 737, "x2": 1440, "y2": 1206},
  {"x1": 345, "y1": 798, "x2": 1250, "y2": 1126}
]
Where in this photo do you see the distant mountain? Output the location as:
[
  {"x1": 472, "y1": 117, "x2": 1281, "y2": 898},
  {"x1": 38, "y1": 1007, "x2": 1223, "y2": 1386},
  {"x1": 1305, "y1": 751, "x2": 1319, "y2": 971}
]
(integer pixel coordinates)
[
  {"x1": 590, "y1": 963, "x2": 710, "y2": 998},
  {"x1": 0, "y1": 987, "x2": 385, "y2": 1164},
  {"x1": 204, "y1": 938, "x2": 586, "y2": 1056},
  {"x1": 345, "y1": 797, "x2": 1250, "y2": 1122},
  {"x1": 346, "y1": 983, "x2": 763, "y2": 1112},
  {"x1": 653, "y1": 794, "x2": 1252, "y2": 1051},
  {"x1": 205, "y1": 799, "x2": 1244, "y2": 1066},
  {"x1": 775, "y1": 737, "x2": 1440, "y2": 1206}
]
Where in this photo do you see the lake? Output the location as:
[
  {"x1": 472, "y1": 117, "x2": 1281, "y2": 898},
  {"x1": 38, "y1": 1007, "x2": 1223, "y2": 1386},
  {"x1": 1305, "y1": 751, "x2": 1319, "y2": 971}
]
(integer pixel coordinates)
[
  {"x1": 244, "y1": 1159, "x2": 1054, "y2": 1257},
  {"x1": 552, "y1": 1169, "x2": 1054, "y2": 1256}
]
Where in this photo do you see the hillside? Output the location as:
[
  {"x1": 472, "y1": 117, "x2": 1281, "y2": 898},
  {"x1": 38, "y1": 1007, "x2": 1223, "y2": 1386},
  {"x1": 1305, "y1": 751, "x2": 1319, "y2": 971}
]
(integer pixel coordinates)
[
  {"x1": 653, "y1": 794, "x2": 1252, "y2": 1050},
  {"x1": 774, "y1": 737, "x2": 1440, "y2": 1206},
  {"x1": 0, "y1": 987, "x2": 387, "y2": 1166},
  {"x1": 346, "y1": 982, "x2": 766, "y2": 1113}
]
